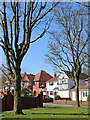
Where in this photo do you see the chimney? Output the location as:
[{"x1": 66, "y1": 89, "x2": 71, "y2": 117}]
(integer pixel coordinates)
[{"x1": 54, "y1": 73, "x2": 56, "y2": 77}]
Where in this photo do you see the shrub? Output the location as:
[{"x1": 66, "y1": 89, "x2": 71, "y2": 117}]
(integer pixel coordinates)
[
  {"x1": 87, "y1": 94, "x2": 90, "y2": 101},
  {"x1": 21, "y1": 88, "x2": 30, "y2": 97},
  {"x1": 55, "y1": 95, "x2": 61, "y2": 100}
]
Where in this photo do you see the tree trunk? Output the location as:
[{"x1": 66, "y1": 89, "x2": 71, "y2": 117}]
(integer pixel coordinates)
[
  {"x1": 75, "y1": 76, "x2": 80, "y2": 107},
  {"x1": 13, "y1": 65, "x2": 23, "y2": 114}
]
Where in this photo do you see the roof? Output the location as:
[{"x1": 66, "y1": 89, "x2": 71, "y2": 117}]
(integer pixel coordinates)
[
  {"x1": 47, "y1": 75, "x2": 60, "y2": 82},
  {"x1": 84, "y1": 77, "x2": 90, "y2": 81},
  {"x1": 33, "y1": 70, "x2": 53, "y2": 82},
  {"x1": 47, "y1": 71, "x2": 88, "y2": 82},
  {"x1": 21, "y1": 73, "x2": 35, "y2": 83},
  {"x1": 64, "y1": 71, "x2": 89, "y2": 80},
  {"x1": 71, "y1": 85, "x2": 90, "y2": 90}
]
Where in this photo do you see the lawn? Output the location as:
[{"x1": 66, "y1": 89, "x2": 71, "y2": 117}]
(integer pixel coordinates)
[{"x1": 1, "y1": 106, "x2": 90, "y2": 120}]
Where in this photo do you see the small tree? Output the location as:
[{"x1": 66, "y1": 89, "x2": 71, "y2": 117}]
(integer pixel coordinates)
[
  {"x1": 87, "y1": 94, "x2": 90, "y2": 102},
  {"x1": 21, "y1": 88, "x2": 30, "y2": 97}
]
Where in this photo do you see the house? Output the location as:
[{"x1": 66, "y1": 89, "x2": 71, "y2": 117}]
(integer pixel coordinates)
[
  {"x1": 33, "y1": 70, "x2": 53, "y2": 96},
  {"x1": 46, "y1": 74, "x2": 59, "y2": 98},
  {"x1": 0, "y1": 73, "x2": 35, "y2": 96},
  {"x1": 0, "y1": 75, "x2": 14, "y2": 96},
  {"x1": 0, "y1": 75, "x2": 14, "y2": 91},
  {"x1": 21, "y1": 72, "x2": 35, "y2": 93},
  {"x1": 46, "y1": 71, "x2": 88, "y2": 99},
  {"x1": 71, "y1": 76, "x2": 90, "y2": 101}
]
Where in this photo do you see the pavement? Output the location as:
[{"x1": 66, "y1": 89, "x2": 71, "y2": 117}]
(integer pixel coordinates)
[{"x1": 43, "y1": 103, "x2": 88, "y2": 108}]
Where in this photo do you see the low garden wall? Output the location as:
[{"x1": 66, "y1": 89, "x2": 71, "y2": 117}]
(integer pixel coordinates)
[
  {"x1": 43, "y1": 97, "x2": 53, "y2": 103},
  {"x1": 54, "y1": 99, "x2": 90, "y2": 105},
  {"x1": 1, "y1": 91, "x2": 43, "y2": 111}
]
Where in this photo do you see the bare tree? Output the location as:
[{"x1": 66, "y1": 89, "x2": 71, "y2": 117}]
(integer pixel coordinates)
[
  {"x1": 0, "y1": 64, "x2": 12, "y2": 91},
  {"x1": 0, "y1": 1, "x2": 58, "y2": 114},
  {"x1": 46, "y1": 3, "x2": 88, "y2": 107}
]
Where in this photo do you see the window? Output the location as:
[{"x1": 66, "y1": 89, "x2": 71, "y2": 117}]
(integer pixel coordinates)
[
  {"x1": 58, "y1": 84, "x2": 68, "y2": 90},
  {"x1": 57, "y1": 82, "x2": 59, "y2": 85},
  {"x1": 50, "y1": 91, "x2": 53, "y2": 95},
  {"x1": 34, "y1": 81, "x2": 37, "y2": 86},
  {"x1": 63, "y1": 79, "x2": 66, "y2": 83},
  {"x1": 40, "y1": 84, "x2": 44, "y2": 87},
  {"x1": 24, "y1": 82, "x2": 29, "y2": 86},
  {"x1": 59, "y1": 79, "x2": 68, "y2": 84},
  {"x1": 49, "y1": 82, "x2": 54, "y2": 85},
  {"x1": 83, "y1": 90, "x2": 88, "y2": 97}
]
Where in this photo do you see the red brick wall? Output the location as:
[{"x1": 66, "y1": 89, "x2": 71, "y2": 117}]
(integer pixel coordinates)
[
  {"x1": 44, "y1": 98, "x2": 53, "y2": 103},
  {"x1": 33, "y1": 81, "x2": 46, "y2": 96},
  {"x1": 54, "y1": 99, "x2": 90, "y2": 105},
  {"x1": 2, "y1": 91, "x2": 43, "y2": 111}
]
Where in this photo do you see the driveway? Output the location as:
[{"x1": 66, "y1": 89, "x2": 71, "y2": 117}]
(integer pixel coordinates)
[{"x1": 43, "y1": 103, "x2": 88, "y2": 108}]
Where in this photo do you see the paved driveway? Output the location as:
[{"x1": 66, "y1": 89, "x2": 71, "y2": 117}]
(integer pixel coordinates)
[{"x1": 43, "y1": 103, "x2": 88, "y2": 108}]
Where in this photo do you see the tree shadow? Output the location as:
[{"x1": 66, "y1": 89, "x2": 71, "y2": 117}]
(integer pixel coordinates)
[{"x1": 32, "y1": 113, "x2": 90, "y2": 116}]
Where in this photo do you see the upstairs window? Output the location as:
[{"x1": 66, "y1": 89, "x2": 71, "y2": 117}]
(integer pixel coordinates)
[{"x1": 49, "y1": 82, "x2": 54, "y2": 85}]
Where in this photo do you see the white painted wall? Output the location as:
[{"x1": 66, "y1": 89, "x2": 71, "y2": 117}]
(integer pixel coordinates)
[
  {"x1": 82, "y1": 90, "x2": 89, "y2": 101},
  {"x1": 71, "y1": 90, "x2": 89, "y2": 101},
  {"x1": 58, "y1": 90, "x2": 70, "y2": 98},
  {"x1": 46, "y1": 81, "x2": 58, "y2": 91},
  {"x1": 57, "y1": 72, "x2": 74, "y2": 98},
  {"x1": 48, "y1": 91, "x2": 54, "y2": 98},
  {"x1": 46, "y1": 81, "x2": 58, "y2": 98}
]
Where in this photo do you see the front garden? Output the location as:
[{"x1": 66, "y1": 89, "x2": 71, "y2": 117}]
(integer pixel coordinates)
[{"x1": 1, "y1": 106, "x2": 89, "y2": 119}]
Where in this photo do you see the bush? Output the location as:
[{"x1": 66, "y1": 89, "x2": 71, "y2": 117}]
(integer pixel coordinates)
[
  {"x1": 87, "y1": 94, "x2": 90, "y2": 101},
  {"x1": 55, "y1": 95, "x2": 61, "y2": 100},
  {"x1": 21, "y1": 88, "x2": 30, "y2": 97}
]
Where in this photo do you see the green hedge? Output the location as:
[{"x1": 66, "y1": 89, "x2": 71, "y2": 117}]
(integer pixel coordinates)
[
  {"x1": 55, "y1": 95, "x2": 61, "y2": 100},
  {"x1": 87, "y1": 93, "x2": 90, "y2": 101},
  {"x1": 21, "y1": 88, "x2": 30, "y2": 97}
]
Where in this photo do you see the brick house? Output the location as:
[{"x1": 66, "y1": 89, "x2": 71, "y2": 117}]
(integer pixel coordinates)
[
  {"x1": 0, "y1": 75, "x2": 14, "y2": 96},
  {"x1": 33, "y1": 70, "x2": 53, "y2": 96},
  {"x1": 71, "y1": 76, "x2": 90, "y2": 101},
  {"x1": 0, "y1": 73, "x2": 35, "y2": 96},
  {"x1": 21, "y1": 72, "x2": 35, "y2": 94}
]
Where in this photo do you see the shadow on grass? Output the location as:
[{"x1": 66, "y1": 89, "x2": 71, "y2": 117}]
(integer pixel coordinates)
[{"x1": 32, "y1": 113, "x2": 90, "y2": 115}]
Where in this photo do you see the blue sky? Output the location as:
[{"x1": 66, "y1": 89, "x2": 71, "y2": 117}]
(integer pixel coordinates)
[
  {"x1": 0, "y1": 2, "x2": 57, "y2": 77},
  {"x1": 0, "y1": 29, "x2": 55, "y2": 77},
  {"x1": 0, "y1": 2, "x2": 88, "y2": 77},
  {"x1": 21, "y1": 32, "x2": 55, "y2": 76}
]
